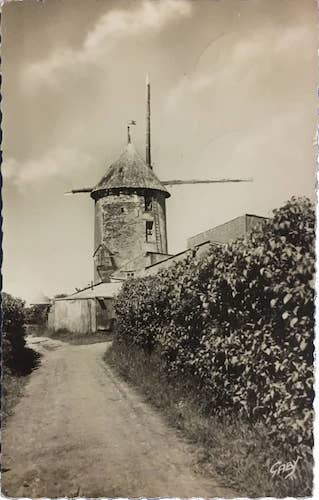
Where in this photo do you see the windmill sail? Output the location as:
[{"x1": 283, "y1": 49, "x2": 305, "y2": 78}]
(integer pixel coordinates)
[
  {"x1": 66, "y1": 177, "x2": 253, "y2": 194},
  {"x1": 161, "y1": 178, "x2": 253, "y2": 186}
]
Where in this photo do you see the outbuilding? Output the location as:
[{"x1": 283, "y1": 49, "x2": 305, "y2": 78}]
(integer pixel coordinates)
[{"x1": 48, "y1": 282, "x2": 122, "y2": 335}]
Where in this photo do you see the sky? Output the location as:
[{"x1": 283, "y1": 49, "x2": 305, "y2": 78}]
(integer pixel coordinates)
[{"x1": 2, "y1": 0, "x2": 317, "y2": 302}]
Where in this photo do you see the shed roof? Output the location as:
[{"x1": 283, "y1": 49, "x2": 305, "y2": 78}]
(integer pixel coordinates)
[
  {"x1": 54, "y1": 282, "x2": 122, "y2": 301},
  {"x1": 30, "y1": 292, "x2": 51, "y2": 305},
  {"x1": 91, "y1": 143, "x2": 170, "y2": 199}
]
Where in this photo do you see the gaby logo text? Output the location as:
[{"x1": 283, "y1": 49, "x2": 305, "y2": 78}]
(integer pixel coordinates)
[{"x1": 270, "y1": 457, "x2": 301, "y2": 479}]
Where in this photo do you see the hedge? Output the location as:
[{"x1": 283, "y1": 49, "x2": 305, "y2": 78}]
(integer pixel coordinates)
[
  {"x1": 2, "y1": 292, "x2": 26, "y2": 368},
  {"x1": 114, "y1": 197, "x2": 315, "y2": 451}
]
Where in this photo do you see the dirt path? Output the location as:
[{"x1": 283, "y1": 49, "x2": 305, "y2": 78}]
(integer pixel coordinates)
[{"x1": 2, "y1": 336, "x2": 236, "y2": 498}]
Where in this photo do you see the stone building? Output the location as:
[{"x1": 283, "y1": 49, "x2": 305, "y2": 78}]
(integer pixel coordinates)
[{"x1": 91, "y1": 140, "x2": 171, "y2": 282}]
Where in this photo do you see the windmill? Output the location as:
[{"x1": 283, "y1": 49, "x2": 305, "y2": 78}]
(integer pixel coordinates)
[{"x1": 67, "y1": 77, "x2": 252, "y2": 282}]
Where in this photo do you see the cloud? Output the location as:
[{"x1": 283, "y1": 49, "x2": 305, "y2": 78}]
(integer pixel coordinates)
[
  {"x1": 24, "y1": 0, "x2": 192, "y2": 87},
  {"x1": 3, "y1": 147, "x2": 92, "y2": 187},
  {"x1": 165, "y1": 24, "x2": 312, "y2": 108}
]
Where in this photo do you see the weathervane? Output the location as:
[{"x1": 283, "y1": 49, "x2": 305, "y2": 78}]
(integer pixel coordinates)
[{"x1": 127, "y1": 120, "x2": 136, "y2": 144}]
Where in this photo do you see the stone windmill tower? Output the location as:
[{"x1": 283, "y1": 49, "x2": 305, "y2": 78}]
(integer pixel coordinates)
[
  {"x1": 69, "y1": 77, "x2": 251, "y2": 283},
  {"x1": 90, "y1": 136, "x2": 170, "y2": 282}
]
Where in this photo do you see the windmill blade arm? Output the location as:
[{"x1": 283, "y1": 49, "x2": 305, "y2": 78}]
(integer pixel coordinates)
[
  {"x1": 161, "y1": 178, "x2": 253, "y2": 186},
  {"x1": 65, "y1": 187, "x2": 93, "y2": 195}
]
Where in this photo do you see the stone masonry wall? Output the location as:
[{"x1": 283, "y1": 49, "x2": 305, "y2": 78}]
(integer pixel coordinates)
[{"x1": 94, "y1": 190, "x2": 167, "y2": 281}]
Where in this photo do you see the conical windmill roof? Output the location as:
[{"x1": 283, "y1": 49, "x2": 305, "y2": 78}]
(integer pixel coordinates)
[{"x1": 90, "y1": 143, "x2": 170, "y2": 199}]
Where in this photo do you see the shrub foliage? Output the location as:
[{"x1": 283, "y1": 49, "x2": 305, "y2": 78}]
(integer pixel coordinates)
[
  {"x1": 2, "y1": 292, "x2": 41, "y2": 377},
  {"x1": 2, "y1": 292, "x2": 27, "y2": 373},
  {"x1": 114, "y1": 197, "x2": 315, "y2": 450},
  {"x1": 25, "y1": 304, "x2": 49, "y2": 325}
]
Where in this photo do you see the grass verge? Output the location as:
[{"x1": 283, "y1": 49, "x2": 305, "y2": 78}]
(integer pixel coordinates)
[{"x1": 104, "y1": 341, "x2": 313, "y2": 498}]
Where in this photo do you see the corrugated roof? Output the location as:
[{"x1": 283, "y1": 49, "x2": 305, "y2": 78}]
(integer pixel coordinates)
[
  {"x1": 91, "y1": 143, "x2": 170, "y2": 199},
  {"x1": 55, "y1": 282, "x2": 122, "y2": 301}
]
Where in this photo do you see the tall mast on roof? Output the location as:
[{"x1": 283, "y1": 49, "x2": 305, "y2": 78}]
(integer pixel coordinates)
[{"x1": 146, "y1": 74, "x2": 152, "y2": 169}]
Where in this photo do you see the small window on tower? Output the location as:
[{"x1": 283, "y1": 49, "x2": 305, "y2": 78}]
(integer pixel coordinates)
[
  {"x1": 146, "y1": 220, "x2": 154, "y2": 242},
  {"x1": 144, "y1": 196, "x2": 153, "y2": 212}
]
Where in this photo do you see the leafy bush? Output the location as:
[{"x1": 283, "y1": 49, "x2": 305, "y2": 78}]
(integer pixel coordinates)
[
  {"x1": 2, "y1": 292, "x2": 27, "y2": 373},
  {"x1": 114, "y1": 197, "x2": 315, "y2": 451},
  {"x1": 2, "y1": 292, "x2": 41, "y2": 376},
  {"x1": 25, "y1": 304, "x2": 49, "y2": 325}
]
